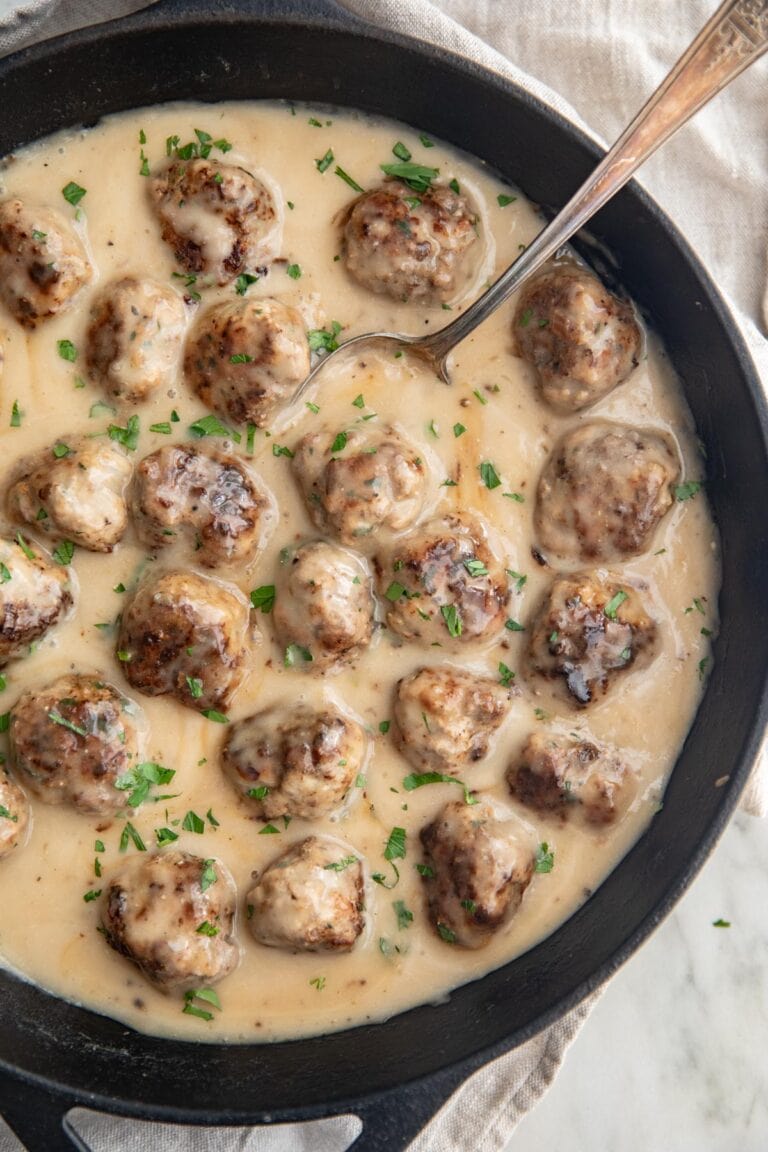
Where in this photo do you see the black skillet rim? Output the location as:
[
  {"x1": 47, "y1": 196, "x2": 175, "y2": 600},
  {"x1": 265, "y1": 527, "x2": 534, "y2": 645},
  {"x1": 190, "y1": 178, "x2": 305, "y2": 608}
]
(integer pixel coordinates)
[{"x1": 0, "y1": 2, "x2": 766, "y2": 1126}]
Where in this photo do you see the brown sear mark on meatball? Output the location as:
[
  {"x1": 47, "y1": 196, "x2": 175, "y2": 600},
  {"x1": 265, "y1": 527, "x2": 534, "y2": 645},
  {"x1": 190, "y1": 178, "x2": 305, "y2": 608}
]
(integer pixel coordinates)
[
  {"x1": 514, "y1": 264, "x2": 642, "y2": 412},
  {"x1": 526, "y1": 571, "x2": 658, "y2": 708},
  {"x1": 508, "y1": 730, "x2": 637, "y2": 825}
]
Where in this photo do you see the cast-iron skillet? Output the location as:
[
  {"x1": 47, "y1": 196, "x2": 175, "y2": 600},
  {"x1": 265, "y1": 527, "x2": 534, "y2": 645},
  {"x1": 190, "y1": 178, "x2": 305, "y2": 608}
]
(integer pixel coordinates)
[{"x1": 0, "y1": 2, "x2": 767, "y2": 1149}]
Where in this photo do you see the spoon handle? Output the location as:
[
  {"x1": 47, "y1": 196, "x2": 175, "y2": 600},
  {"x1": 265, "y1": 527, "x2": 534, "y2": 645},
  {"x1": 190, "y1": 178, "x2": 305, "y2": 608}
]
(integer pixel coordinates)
[{"x1": 421, "y1": 0, "x2": 768, "y2": 367}]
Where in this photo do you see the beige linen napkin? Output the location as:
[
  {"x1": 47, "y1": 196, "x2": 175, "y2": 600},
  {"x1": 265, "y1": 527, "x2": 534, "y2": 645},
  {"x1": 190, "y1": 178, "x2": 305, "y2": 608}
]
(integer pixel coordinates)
[{"x1": 0, "y1": 2, "x2": 766, "y2": 1150}]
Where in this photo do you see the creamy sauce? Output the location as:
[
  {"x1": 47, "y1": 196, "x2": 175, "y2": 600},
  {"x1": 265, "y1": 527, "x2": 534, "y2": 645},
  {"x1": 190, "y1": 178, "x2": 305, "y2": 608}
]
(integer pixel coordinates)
[{"x1": 0, "y1": 102, "x2": 718, "y2": 1042}]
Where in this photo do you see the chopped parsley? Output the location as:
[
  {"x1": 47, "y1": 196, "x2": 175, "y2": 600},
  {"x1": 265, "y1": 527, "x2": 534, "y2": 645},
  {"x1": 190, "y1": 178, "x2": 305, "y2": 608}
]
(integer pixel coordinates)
[
  {"x1": 436, "y1": 923, "x2": 457, "y2": 944},
  {"x1": 464, "y1": 558, "x2": 488, "y2": 577},
  {"x1": 119, "y1": 821, "x2": 147, "y2": 853},
  {"x1": 149, "y1": 422, "x2": 172, "y2": 435},
  {"x1": 182, "y1": 810, "x2": 205, "y2": 834},
  {"x1": 229, "y1": 353, "x2": 253, "y2": 364},
  {"x1": 52, "y1": 442, "x2": 72, "y2": 458},
  {"x1": 379, "y1": 161, "x2": 438, "y2": 192},
  {"x1": 259, "y1": 823, "x2": 281, "y2": 835},
  {"x1": 392, "y1": 141, "x2": 412, "y2": 161},
  {"x1": 47, "y1": 707, "x2": 88, "y2": 737},
  {"x1": 286, "y1": 263, "x2": 302, "y2": 280},
  {"x1": 712, "y1": 918, "x2": 731, "y2": 928},
  {"x1": 284, "y1": 643, "x2": 313, "y2": 667},
  {"x1": 393, "y1": 899, "x2": 413, "y2": 930},
  {"x1": 235, "y1": 272, "x2": 259, "y2": 296},
  {"x1": 534, "y1": 842, "x2": 555, "y2": 873},
  {"x1": 62, "y1": 181, "x2": 86, "y2": 207},
  {"x1": 352, "y1": 393, "x2": 365, "y2": 408},
  {"x1": 505, "y1": 618, "x2": 525, "y2": 632},
  {"x1": 114, "y1": 761, "x2": 176, "y2": 807},
  {"x1": 385, "y1": 581, "x2": 407, "y2": 602},
  {"x1": 309, "y1": 976, "x2": 326, "y2": 991},
  {"x1": 403, "y1": 771, "x2": 476, "y2": 805},
  {"x1": 196, "y1": 921, "x2": 219, "y2": 937},
  {"x1": 497, "y1": 193, "x2": 517, "y2": 207},
  {"x1": 201, "y1": 710, "x2": 229, "y2": 724},
  {"x1": 186, "y1": 676, "x2": 204, "y2": 699},
  {"x1": 479, "y1": 461, "x2": 501, "y2": 489},
  {"x1": 57, "y1": 339, "x2": 77, "y2": 362},
  {"x1": 335, "y1": 166, "x2": 364, "y2": 193},
  {"x1": 453, "y1": 423, "x2": 466, "y2": 438},
  {"x1": 83, "y1": 889, "x2": 102, "y2": 903},
  {"x1": 440, "y1": 603, "x2": 462, "y2": 637},
  {"x1": 331, "y1": 431, "x2": 348, "y2": 454},
  {"x1": 189, "y1": 414, "x2": 241, "y2": 443},
  {"x1": 272, "y1": 443, "x2": 295, "y2": 458},
  {"x1": 316, "y1": 149, "x2": 334, "y2": 173},
  {"x1": 498, "y1": 662, "x2": 515, "y2": 687},
  {"x1": 108, "y1": 414, "x2": 140, "y2": 451},
  {"x1": 52, "y1": 540, "x2": 75, "y2": 567},
  {"x1": 9, "y1": 401, "x2": 21, "y2": 428},
  {"x1": 308, "y1": 321, "x2": 342, "y2": 353},
  {"x1": 384, "y1": 826, "x2": 406, "y2": 862},
  {"x1": 156, "y1": 827, "x2": 179, "y2": 846},
  {"x1": 182, "y1": 987, "x2": 221, "y2": 1021},
  {"x1": 0, "y1": 563, "x2": 11, "y2": 584},
  {"x1": 15, "y1": 533, "x2": 36, "y2": 561},
  {"x1": 247, "y1": 785, "x2": 270, "y2": 800},
  {"x1": 674, "y1": 481, "x2": 702, "y2": 502},
  {"x1": 323, "y1": 856, "x2": 357, "y2": 872},
  {"x1": 200, "y1": 859, "x2": 217, "y2": 891},
  {"x1": 603, "y1": 589, "x2": 628, "y2": 619},
  {"x1": 250, "y1": 585, "x2": 275, "y2": 613},
  {"x1": 379, "y1": 720, "x2": 391, "y2": 735}
]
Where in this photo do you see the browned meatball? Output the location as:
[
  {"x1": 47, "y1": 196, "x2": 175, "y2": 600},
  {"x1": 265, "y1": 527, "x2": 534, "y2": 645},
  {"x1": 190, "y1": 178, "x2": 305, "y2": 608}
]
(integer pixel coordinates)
[
  {"x1": 292, "y1": 423, "x2": 428, "y2": 546},
  {"x1": 246, "y1": 836, "x2": 364, "y2": 952},
  {"x1": 527, "y1": 572, "x2": 658, "y2": 708},
  {"x1": 9, "y1": 674, "x2": 144, "y2": 815},
  {"x1": 342, "y1": 179, "x2": 480, "y2": 303},
  {"x1": 514, "y1": 265, "x2": 642, "y2": 411},
  {"x1": 85, "y1": 277, "x2": 187, "y2": 403},
  {"x1": 150, "y1": 158, "x2": 281, "y2": 285},
  {"x1": 508, "y1": 730, "x2": 636, "y2": 825},
  {"x1": 394, "y1": 665, "x2": 512, "y2": 774},
  {"x1": 377, "y1": 514, "x2": 508, "y2": 647},
  {"x1": 8, "y1": 437, "x2": 132, "y2": 552},
  {"x1": 117, "y1": 570, "x2": 250, "y2": 713},
  {"x1": 132, "y1": 443, "x2": 274, "y2": 569},
  {"x1": 101, "y1": 851, "x2": 239, "y2": 991},
  {"x1": 0, "y1": 535, "x2": 73, "y2": 666},
  {"x1": 273, "y1": 541, "x2": 374, "y2": 671},
  {"x1": 184, "y1": 297, "x2": 309, "y2": 427},
  {"x1": 222, "y1": 704, "x2": 366, "y2": 820},
  {"x1": 0, "y1": 769, "x2": 30, "y2": 859},
  {"x1": 536, "y1": 422, "x2": 679, "y2": 562},
  {"x1": 0, "y1": 198, "x2": 92, "y2": 327},
  {"x1": 420, "y1": 798, "x2": 535, "y2": 949}
]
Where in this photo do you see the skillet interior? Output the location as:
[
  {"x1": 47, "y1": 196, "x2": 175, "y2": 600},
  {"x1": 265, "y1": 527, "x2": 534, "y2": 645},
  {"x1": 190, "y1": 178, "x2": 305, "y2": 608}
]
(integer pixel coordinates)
[{"x1": 0, "y1": 0, "x2": 767, "y2": 1134}]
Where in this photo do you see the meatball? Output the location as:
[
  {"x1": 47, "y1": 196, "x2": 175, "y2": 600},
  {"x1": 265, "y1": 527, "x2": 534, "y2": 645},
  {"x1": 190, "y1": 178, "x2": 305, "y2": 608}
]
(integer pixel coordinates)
[
  {"x1": 0, "y1": 769, "x2": 30, "y2": 859},
  {"x1": 101, "y1": 851, "x2": 238, "y2": 991},
  {"x1": 527, "y1": 572, "x2": 658, "y2": 708},
  {"x1": 341, "y1": 179, "x2": 480, "y2": 303},
  {"x1": 292, "y1": 423, "x2": 428, "y2": 546},
  {"x1": 8, "y1": 437, "x2": 132, "y2": 552},
  {"x1": 0, "y1": 534, "x2": 73, "y2": 666},
  {"x1": 536, "y1": 422, "x2": 679, "y2": 562},
  {"x1": 9, "y1": 674, "x2": 144, "y2": 815},
  {"x1": 117, "y1": 570, "x2": 250, "y2": 712},
  {"x1": 514, "y1": 265, "x2": 642, "y2": 411},
  {"x1": 508, "y1": 731, "x2": 636, "y2": 825},
  {"x1": 150, "y1": 158, "x2": 280, "y2": 285},
  {"x1": 420, "y1": 799, "x2": 535, "y2": 949},
  {"x1": 132, "y1": 443, "x2": 274, "y2": 568},
  {"x1": 394, "y1": 665, "x2": 512, "y2": 774},
  {"x1": 247, "y1": 835, "x2": 364, "y2": 952},
  {"x1": 273, "y1": 541, "x2": 374, "y2": 670},
  {"x1": 85, "y1": 277, "x2": 187, "y2": 403},
  {"x1": 222, "y1": 704, "x2": 366, "y2": 820},
  {"x1": 0, "y1": 198, "x2": 92, "y2": 328},
  {"x1": 377, "y1": 514, "x2": 508, "y2": 647},
  {"x1": 184, "y1": 297, "x2": 309, "y2": 427}
]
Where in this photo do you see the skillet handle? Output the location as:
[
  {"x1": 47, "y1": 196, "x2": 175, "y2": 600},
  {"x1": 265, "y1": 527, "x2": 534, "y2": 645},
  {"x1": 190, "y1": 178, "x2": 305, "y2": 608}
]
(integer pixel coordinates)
[
  {"x1": 0, "y1": 1078, "x2": 90, "y2": 1152},
  {"x1": 346, "y1": 1062, "x2": 470, "y2": 1152}
]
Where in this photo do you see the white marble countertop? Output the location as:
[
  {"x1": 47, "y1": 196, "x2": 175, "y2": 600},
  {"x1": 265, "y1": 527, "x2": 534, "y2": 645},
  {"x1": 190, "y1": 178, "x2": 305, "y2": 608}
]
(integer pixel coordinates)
[{"x1": 507, "y1": 808, "x2": 768, "y2": 1152}]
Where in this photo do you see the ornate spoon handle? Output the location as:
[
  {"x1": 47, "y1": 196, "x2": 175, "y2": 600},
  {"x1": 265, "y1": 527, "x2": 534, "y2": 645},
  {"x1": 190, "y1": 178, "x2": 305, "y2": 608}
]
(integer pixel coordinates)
[{"x1": 420, "y1": 0, "x2": 768, "y2": 370}]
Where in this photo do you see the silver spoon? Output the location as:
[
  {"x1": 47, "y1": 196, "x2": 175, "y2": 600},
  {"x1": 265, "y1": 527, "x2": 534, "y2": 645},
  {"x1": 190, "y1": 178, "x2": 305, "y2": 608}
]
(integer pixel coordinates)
[{"x1": 291, "y1": 0, "x2": 768, "y2": 404}]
